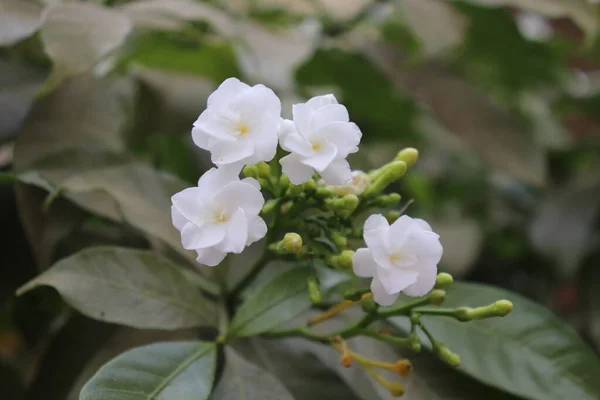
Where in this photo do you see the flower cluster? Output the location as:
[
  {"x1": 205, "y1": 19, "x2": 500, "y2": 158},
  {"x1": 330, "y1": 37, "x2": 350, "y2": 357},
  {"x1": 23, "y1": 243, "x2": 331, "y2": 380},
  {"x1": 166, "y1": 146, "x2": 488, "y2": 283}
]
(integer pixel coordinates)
[{"x1": 171, "y1": 77, "x2": 444, "y2": 305}]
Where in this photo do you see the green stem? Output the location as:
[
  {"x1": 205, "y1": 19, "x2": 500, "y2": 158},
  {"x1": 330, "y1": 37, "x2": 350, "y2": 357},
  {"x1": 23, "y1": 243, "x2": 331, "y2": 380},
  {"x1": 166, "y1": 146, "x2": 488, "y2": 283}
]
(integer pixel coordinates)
[
  {"x1": 263, "y1": 327, "x2": 329, "y2": 344},
  {"x1": 376, "y1": 296, "x2": 434, "y2": 318},
  {"x1": 412, "y1": 307, "x2": 459, "y2": 318},
  {"x1": 361, "y1": 330, "x2": 412, "y2": 346}
]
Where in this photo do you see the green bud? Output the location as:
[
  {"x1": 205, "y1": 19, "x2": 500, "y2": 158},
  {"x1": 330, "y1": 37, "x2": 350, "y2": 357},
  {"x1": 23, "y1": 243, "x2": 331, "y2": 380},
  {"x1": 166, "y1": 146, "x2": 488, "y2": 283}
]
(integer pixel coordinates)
[
  {"x1": 316, "y1": 186, "x2": 335, "y2": 199},
  {"x1": 361, "y1": 297, "x2": 378, "y2": 313},
  {"x1": 454, "y1": 300, "x2": 513, "y2": 321},
  {"x1": 256, "y1": 162, "x2": 271, "y2": 178},
  {"x1": 304, "y1": 178, "x2": 317, "y2": 192},
  {"x1": 325, "y1": 195, "x2": 359, "y2": 217},
  {"x1": 261, "y1": 199, "x2": 278, "y2": 215},
  {"x1": 408, "y1": 333, "x2": 421, "y2": 352},
  {"x1": 327, "y1": 250, "x2": 354, "y2": 269},
  {"x1": 341, "y1": 194, "x2": 359, "y2": 215},
  {"x1": 493, "y1": 300, "x2": 513, "y2": 316},
  {"x1": 374, "y1": 193, "x2": 401, "y2": 207},
  {"x1": 279, "y1": 175, "x2": 291, "y2": 191},
  {"x1": 428, "y1": 289, "x2": 446, "y2": 305},
  {"x1": 433, "y1": 341, "x2": 460, "y2": 367},
  {"x1": 280, "y1": 200, "x2": 293, "y2": 215},
  {"x1": 282, "y1": 232, "x2": 303, "y2": 253},
  {"x1": 286, "y1": 183, "x2": 304, "y2": 197},
  {"x1": 385, "y1": 210, "x2": 402, "y2": 223},
  {"x1": 435, "y1": 273, "x2": 454, "y2": 289},
  {"x1": 307, "y1": 276, "x2": 322, "y2": 304},
  {"x1": 242, "y1": 164, "x2": 258, "y2": 179},
  {"x1": 364, "y1": 161, "x2": 407, "y2": 197},
  {"x1": 395, "y1": 148, "x2": 419, "y2": 167},
  {"x1": 330, "y1": 231, "x2": 348, "y2": 248}
]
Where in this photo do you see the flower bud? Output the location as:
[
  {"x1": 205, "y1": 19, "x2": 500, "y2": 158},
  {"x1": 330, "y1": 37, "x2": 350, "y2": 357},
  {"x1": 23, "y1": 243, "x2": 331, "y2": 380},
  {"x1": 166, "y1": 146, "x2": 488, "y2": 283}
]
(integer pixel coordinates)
[
  {"x1": 261, "y1": 199, "x2": 278, "y2": 215},
  {"x1": 408, "y1": 333, "x2": 421, "y2": 352},
  {"x1": 279, "y1": 174, "x2": 291, "y2": 191},
  {"x1": 493, "y1": 300, "x2": 513, "y2": 316},
  {"x1": 304, "y1": 178, "x2": 317, "y2": 192},
  {"x1": 256, "y1": 162, "x2": 271, "y2": 179},
  {"x1": 395, "y1": 147, "x2": 419, "y2": 167},
  {"x1": 316, "y1": 186, "x2": 335, "y2": 199},
  {"x1": 332, "y1": 171, "x2": 371, "y2": 196},
  {"x1": 387, "y1": 382, "x2": 405, "y2": 397},
  {"x1": 428, "y1": 289, "x2": 446, "y2": 305},
  {"x1": 385, "y1": 210, "x2": 402, "y2": 223},
  {"x1": 242, "y1": 164, "x2": 258, "y2": 179},
  {"x1": 364, "y1": 161, "x2": 407, "y2": 197},
  {"x1": 330, "y1": 231, "x2": 348, "y2": 248},
  {"x1": 394, "y1": 359, "x2": 413, "y2": 377},
  {"x1": 282, "y1": 232, "x2": 303, "y2": 253},
  {"x1": 325, "y1": 195, "x2": 359, "y2": 217},
  {"x1": 435, "y1": 273, "x2": 453, "y2": 289},
  {"x1": 361, "y1": 297, "x2": 378, "y2": 313},
  {"x1": 340, "y1": 354, "x2": 353, "y2": 368},
  {"x1": 280, "y1": 200, "x2": 293, "y2": 215},
  {"x1": 455, "y1": 300, "x2": 513, "y2": 321},
  {"x1": 373, "y1": 193, "x2": 401, "y2": 207},
  {"x1": 433, "y1": 342, "x2": 460, "y2": 367},
  {"x1": 286, "y1": 183, "x2": 304, "y2": 197},
  {"x1": 307, "y1": 276, "x2": 323, "y2": 304}
]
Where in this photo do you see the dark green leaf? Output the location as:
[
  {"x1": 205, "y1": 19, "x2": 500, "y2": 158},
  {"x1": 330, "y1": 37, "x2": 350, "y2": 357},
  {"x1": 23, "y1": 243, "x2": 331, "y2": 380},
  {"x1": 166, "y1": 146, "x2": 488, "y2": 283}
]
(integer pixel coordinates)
[
  {"x1": 211, "y1": 348, "x2": 294, "y2": 400},
  {"x1": 390, "y1": 282, "x2": 600, "y2": 400},
  {"x1": 17, "y1": 247, "x2": 216, "y2": 330},
  {"x1": 80, "y1": 341, "x2": 216, "y2": 400}
]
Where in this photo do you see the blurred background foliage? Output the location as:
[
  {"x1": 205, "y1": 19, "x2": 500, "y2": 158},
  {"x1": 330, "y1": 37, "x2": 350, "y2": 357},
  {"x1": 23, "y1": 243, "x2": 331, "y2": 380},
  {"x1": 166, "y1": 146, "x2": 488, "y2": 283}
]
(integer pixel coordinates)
[{"x1": 0, "y1": 0, "x2": 599, "y2": 398}]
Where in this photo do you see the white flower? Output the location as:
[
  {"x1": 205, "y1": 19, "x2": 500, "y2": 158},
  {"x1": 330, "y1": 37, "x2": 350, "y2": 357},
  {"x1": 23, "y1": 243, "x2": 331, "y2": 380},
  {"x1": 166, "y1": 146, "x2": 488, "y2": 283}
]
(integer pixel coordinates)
[
  {"x1": 192, "y1": 78, "x2": 281, "y2": 169},
  {"x1": 353, "y1": 214, "x2": 443, "y2": 306},
  {"x1": 516, "y1": 12, "x2": 552, "y2": 42},
  {"x1": 279, "y1": 94, "x2": 362, "y2": 185},
  {"x1": 327, "y1": 170, "x2": 371, "y2": 196},
  {"x1": 171, "y1": 166, "x2": 267, "y2": 267}
]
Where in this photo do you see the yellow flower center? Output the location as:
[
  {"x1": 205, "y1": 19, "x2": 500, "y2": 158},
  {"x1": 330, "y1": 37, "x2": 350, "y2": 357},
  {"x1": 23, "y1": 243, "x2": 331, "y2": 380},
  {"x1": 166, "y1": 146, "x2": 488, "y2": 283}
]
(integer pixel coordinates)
[
  {"x1": 312, "y1": 142, "x2": 321, "y2": 151},
  {"x1": 389, "y1": 254, "x2": 400, "y2": 262},
  {"x1": 237, "y1": 123, "x2": 249, "y2": 135},
  {"x1": 215, "y1": 210, "x2": 228, "y2": 223}
]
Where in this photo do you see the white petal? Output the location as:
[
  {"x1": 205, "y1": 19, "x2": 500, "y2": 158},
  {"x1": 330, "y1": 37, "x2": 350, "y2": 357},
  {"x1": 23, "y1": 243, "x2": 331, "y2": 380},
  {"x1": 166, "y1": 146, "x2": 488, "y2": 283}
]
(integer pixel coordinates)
[
  {"x1": 353, "y1": 248, "x2": 377, "y2": 277},
  {"x1": 223, "y1": 208, "x2": 248, "y2": 253},
  {"x1": 280, "y1": 153, "x2": 314, "y2": 184},
  {"x1": 241, "y1": 177, "x2": 261, "y2": 190},
  {"x1": 209, "y1": 137, "x2": 254, "y2": 165},
  {"x1": 388, "y1": 215, "x2": 414, "y2": 250},
  {"x1": 376, "y1": 266, "x2": 418, "y2": 294},
  {"x1": 247, "y1": 216, "x2": 268, "y2": 245},
  {"x1": 363, "y1": 214, "x2": 394, "y2": 269},
  {"x1": 171, "y1": 206, "x2": 187, "y2": 231},
  {"x1": 250, "y1": 115, "x2": 279, "y2": 162},
  {"x1": 371, "y1": 277, "x2": 399, "y2": 306},
  {"x1": 230, "y1": 84, "x2": 281, "y2": 119},
  {"x1": 196, "y1": 247, "x2": 227, "y2": 267},
  {"x1": 319, "y1": 159, "x2": 352, "y2": 186},
  {"x1": 403, "y1": 227, "x2": 443, "y2": 265},
  {"x1": 402, "y1": 262, "x2": 438, "y2": 297},
  {"x1": 412, "y1": 218, "x2": 433, "y2": 232},
  {"x1": 310, "y1": 104, "x2": 349, "y2": 131},
  {"x1": 279, "y1": 119, "x2": 297, "y2": 142},
  {"x1": 306, "y1": 94, "x2": 338, "y2": 110},
  {"x1": 207, "y1": 77, "x2": 249, "y2": 109},
  {"x1": 280, "y1": 130, "x2": 313, "y2": 157},
  {"x1": 197, "y1": 166, "x2": 239, "y2": 192},
  {"x1": 292, "y1": 103, "x2": 313, "y2": 138},
  {"x1": 181, "y1": 222, "x2": 226, "y2": 249},
  {"x1": 171, "y1": 187, "x2": 210, "y2": 227},
  {"x1": 191, "y1": 126, "x2": 210, "y2": 149},
  {"x1": 214, "y1": 181, "x2": 264, "y2": 216},
  {"x1": 317, "y1": 122, "x2": 361, "y2": 158},
  {"x1": 301, "y1": 140, "x2": 337, "y2": 172},
  {"x1": 193, "y1": 110, "x2": 238, "y2": 142}
]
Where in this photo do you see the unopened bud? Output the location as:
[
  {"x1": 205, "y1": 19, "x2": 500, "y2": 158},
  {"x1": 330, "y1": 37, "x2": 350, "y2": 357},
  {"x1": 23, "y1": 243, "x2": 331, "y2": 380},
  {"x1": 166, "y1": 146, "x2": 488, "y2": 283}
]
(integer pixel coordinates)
[
  {"x1": 364, "y1": 161, "x2": 407, "y2": 197},
  {"x1": 316, "y1": 186, "x2": 335, "y2": 199},
  {"x1": 361, "y1": 297, "x2": 378, "y2": 313},
  {"x1": 428, "y1": 289, "x2": 446, "y2": 305},
  {"x1": 385, "y1": 210, "x2": 402, "y2": 223},
  {"x1": 304, "y1": 178, "x2": 317, "y2": 192},
  {"x1": 279, "y1": 174, "x2": 291, "y2": 191},
  {"x1": 493, "y1": 300, "x2": 513, "y2": 316},
  {"x1": 280, "y1": 200, "x2": 293, "y2": 214},
  {"x1": 408, "y1": 333, "x2": 421, "y2": 352},
  {"x1": 261, "y1": 199, "x2": 278, "y2": 215},
  {"x1": 256, "y1": 162, "x2": 271, "y2": 178},
  {"x1": 286, "y1": 183, "x2": 304, "y2": 197},
  {"x1": 374, "y1": 193, "x2": 401, "y2": 207},
  {"x1": 330, "y1": 231, "x2": 347, "y2": 248},
  {"x1": 325, "y1": 194, "x2": 359, "y2": 217},
  {"x1": 433, "y1": 342, "x2": 460, "y2": 367},
  {"x1": 387, "y1": 382, "x2": 405, "y2": 397},
  {"x1": 394, "y1": 359, "x2": 413, "y2": 377},
  {"x1": 395, "y1": 148, "x2": 419, "y2": 167},
  {"x1": 435, "y1": 273, "x2": 453, "y2": 289},
  {"x1": 454, "y1": 300, "x2": 513, "y2": 321},
  {"x1": 307, "y1": 276, "x2": 322, "y2": 304},
  {"x1": 242, "y1": 165, "x2": 258, "y2": 179},
  {"x1": 282, "y1": 232, "x2": 303, "y2": 253},
  {"x1": 332, "y1": 171, "x2": 371, "y2": 196},
  {"x1": 340, "y1": 354, "x2": 353, "y2": 368}
]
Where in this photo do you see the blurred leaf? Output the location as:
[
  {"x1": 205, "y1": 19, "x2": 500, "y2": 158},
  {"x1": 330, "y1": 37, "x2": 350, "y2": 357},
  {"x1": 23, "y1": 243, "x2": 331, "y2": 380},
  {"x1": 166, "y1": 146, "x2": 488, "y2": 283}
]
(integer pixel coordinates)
[
  {"x1": 530, "y1": 176, "x2": 600, "y2": 276},
  {"x1": 40, "y1": 2, "x2": 132, "y2": 88},
  {"x1": 120, "y1": 0, "x2": 234, "y2": 34},
  {"x1": 80, "y1": 341, "x2": 216, "y2": 400},
  {"x1": 434, "y1": 219, "x2": 483, "y2": 277},
  {"x1": 395, "y1": 0, "x2": 467, "y2": 57},
  {"x1": 0, "y1": 0, "x2": 42, "y2": 46},
  {"x1": 296, "y1": 48, "x2": 419, "y2": 142},
  {"x1": 458, "y1": 0, "x2": 599, "y2": 41},
  {"x1": 17, "y1": 246, "x2": 216, "y2": 330},
  {"x1": 228, "y1": 266, "x2": 313, "y2": 338},
  {"x1": 390, "y1": 282, "x2": 600, "y2": 400},
  {"x1": 67, "y1": 327, "x2": 198, "y2": 400},
  {"x1": 0, "y1": 59, "x2": 45, "y2": 142},
  {"x1": 235, "y1": 20, "x2": 319, "y2": 91},
  {"x1": 55, "y1": 162, "x2": 195, "y2": 263},
  {"x1": 234, "y1": 338, "x2": 363, "y2": 400},
  {"x1": 212, "y1": 348, "x2": 295, "y2": 399},
  {"x1": 357, "y1": 40, "x2": 546, "y2": 185}
]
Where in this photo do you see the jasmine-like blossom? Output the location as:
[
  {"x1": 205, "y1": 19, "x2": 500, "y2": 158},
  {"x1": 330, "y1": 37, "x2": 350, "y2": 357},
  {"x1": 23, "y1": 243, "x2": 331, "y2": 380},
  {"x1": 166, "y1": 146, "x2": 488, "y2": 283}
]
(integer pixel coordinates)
[{"x1": 353, "y1": 214, "x2": 443, "y2": 306}]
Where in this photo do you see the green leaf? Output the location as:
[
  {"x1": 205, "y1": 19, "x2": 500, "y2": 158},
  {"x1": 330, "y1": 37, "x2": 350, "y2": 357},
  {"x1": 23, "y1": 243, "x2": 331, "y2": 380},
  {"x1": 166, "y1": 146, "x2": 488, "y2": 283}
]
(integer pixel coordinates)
[
  {"x1": 390, "y1": 282, "x2": 600, "y2": 400},
  {"x1": 80, "y1": 341, "x2": 216, "y2": 400},
  {"x1": 228, "y1": 266, "x2": 313, "y2": 338},
  {"x1": 56, "y1": 162, "x2": 195, "y2": 263},
  {"x1": 40, "y1": 2, "x2": 132, "y2": 89},
  {"x1": 0, "y1": 0, "x2": 42, "y2": 46},
  {"x1": 212, "y1": 348, "x2": 294, "y2": 400},
  {"x1": 17, "y1": 247, "x2": 216, "y2": 330},
  {"x1": 459, "y1": 0, "x2": 598, "y2": 42}
]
